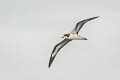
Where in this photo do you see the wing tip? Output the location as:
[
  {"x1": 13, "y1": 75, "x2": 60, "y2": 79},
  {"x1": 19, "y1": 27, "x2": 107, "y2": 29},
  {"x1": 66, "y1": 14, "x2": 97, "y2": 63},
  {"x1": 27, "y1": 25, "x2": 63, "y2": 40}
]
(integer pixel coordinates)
[
  {"x1": 48, "y1": 65, "x2": 51, "y2": 68},
  {"x1": 89, "y1": 16, "x2": 100, "y2": 20},
  {"x1": 48, "y1": 56, "x2": 54, "y2": 68},
  {"x1": 48, "y1": 60, "x2": 52, "y2": 68},
  {"x1": 95, "y1": 16, "x2": 100, "y2": 18},
  {"x1": 94, "y1": 16, "x2": 100, "y2": 18}
]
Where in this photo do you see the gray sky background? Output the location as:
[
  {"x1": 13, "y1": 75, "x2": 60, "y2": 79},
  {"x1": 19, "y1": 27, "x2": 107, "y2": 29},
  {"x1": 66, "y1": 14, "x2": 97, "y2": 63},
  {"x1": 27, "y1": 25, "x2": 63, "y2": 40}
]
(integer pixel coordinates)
[{"x1": 0, "y1": 0, "x2": 120, "y2": 80}]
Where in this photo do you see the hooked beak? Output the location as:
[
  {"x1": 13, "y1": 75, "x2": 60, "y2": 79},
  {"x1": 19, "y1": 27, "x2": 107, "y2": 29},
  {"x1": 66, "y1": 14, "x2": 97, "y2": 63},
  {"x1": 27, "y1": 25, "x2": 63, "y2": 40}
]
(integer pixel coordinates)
[{"x1": 61, "y1": 36, "x2": 64, "y2": 38}]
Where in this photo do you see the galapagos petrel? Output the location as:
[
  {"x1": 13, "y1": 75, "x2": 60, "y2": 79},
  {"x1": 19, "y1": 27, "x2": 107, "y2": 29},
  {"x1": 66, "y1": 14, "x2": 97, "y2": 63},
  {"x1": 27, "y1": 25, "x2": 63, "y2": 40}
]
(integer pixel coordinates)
[{"x1": 48, "y1": 16, "x2": 99, "y2": 68}]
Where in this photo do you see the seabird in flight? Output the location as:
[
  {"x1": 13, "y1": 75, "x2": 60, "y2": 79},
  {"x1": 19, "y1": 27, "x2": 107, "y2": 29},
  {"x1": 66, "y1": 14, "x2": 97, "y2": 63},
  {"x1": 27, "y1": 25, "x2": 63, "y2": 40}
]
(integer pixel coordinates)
[{"x1": 48, "y1": 16, "x2": 99, "y2": 68}]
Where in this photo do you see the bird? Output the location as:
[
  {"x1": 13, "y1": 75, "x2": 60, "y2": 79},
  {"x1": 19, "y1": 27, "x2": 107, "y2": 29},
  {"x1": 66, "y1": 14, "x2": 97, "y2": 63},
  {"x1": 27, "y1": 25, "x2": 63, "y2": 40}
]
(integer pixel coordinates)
[{"x1": 48, "y1": 16, "x2": 99, "y2": 68}]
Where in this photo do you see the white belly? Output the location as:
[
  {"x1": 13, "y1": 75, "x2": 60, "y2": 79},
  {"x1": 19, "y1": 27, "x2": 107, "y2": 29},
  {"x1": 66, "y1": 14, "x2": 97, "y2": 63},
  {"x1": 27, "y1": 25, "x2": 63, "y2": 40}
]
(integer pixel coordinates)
[{"x1": 67, "y1": 34, "x2": 83, "y2": 40}]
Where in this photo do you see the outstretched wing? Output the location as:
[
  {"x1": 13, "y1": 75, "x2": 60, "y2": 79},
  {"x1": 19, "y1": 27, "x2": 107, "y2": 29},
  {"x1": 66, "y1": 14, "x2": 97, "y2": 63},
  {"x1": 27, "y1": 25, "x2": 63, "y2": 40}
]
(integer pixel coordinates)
[
  {"x1": 48, "y1": 39, "x2": 72, "y2": 68},
  {"x1": 71, "y1": 16, "x2": 99, "y2": 34}
]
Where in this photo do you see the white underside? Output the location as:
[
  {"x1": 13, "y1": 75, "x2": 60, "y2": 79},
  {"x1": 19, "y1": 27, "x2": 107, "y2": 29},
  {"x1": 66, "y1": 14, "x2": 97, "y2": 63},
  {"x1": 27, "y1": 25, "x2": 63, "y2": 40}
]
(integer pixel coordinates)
[
  {"x1": 67, "y1": 33, "x2": 84, "y2": 40},
  {"x1": 52, "y1": 33, "x2": 84, "y2": 57}
]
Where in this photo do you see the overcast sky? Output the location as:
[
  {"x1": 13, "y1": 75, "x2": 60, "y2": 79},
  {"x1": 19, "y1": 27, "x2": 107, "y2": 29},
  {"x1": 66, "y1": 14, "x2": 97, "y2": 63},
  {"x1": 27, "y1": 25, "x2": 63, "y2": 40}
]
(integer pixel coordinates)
[{"x1": 0, "y1": 0, "x2": 120, "y2": 80}]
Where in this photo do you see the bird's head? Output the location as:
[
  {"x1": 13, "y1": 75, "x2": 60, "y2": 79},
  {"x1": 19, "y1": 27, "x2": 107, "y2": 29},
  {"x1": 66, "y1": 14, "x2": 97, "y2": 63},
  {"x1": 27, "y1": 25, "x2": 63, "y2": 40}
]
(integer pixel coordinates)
[{"x1": 61, "y1": 34, "x2": 70, "y2": 38}]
